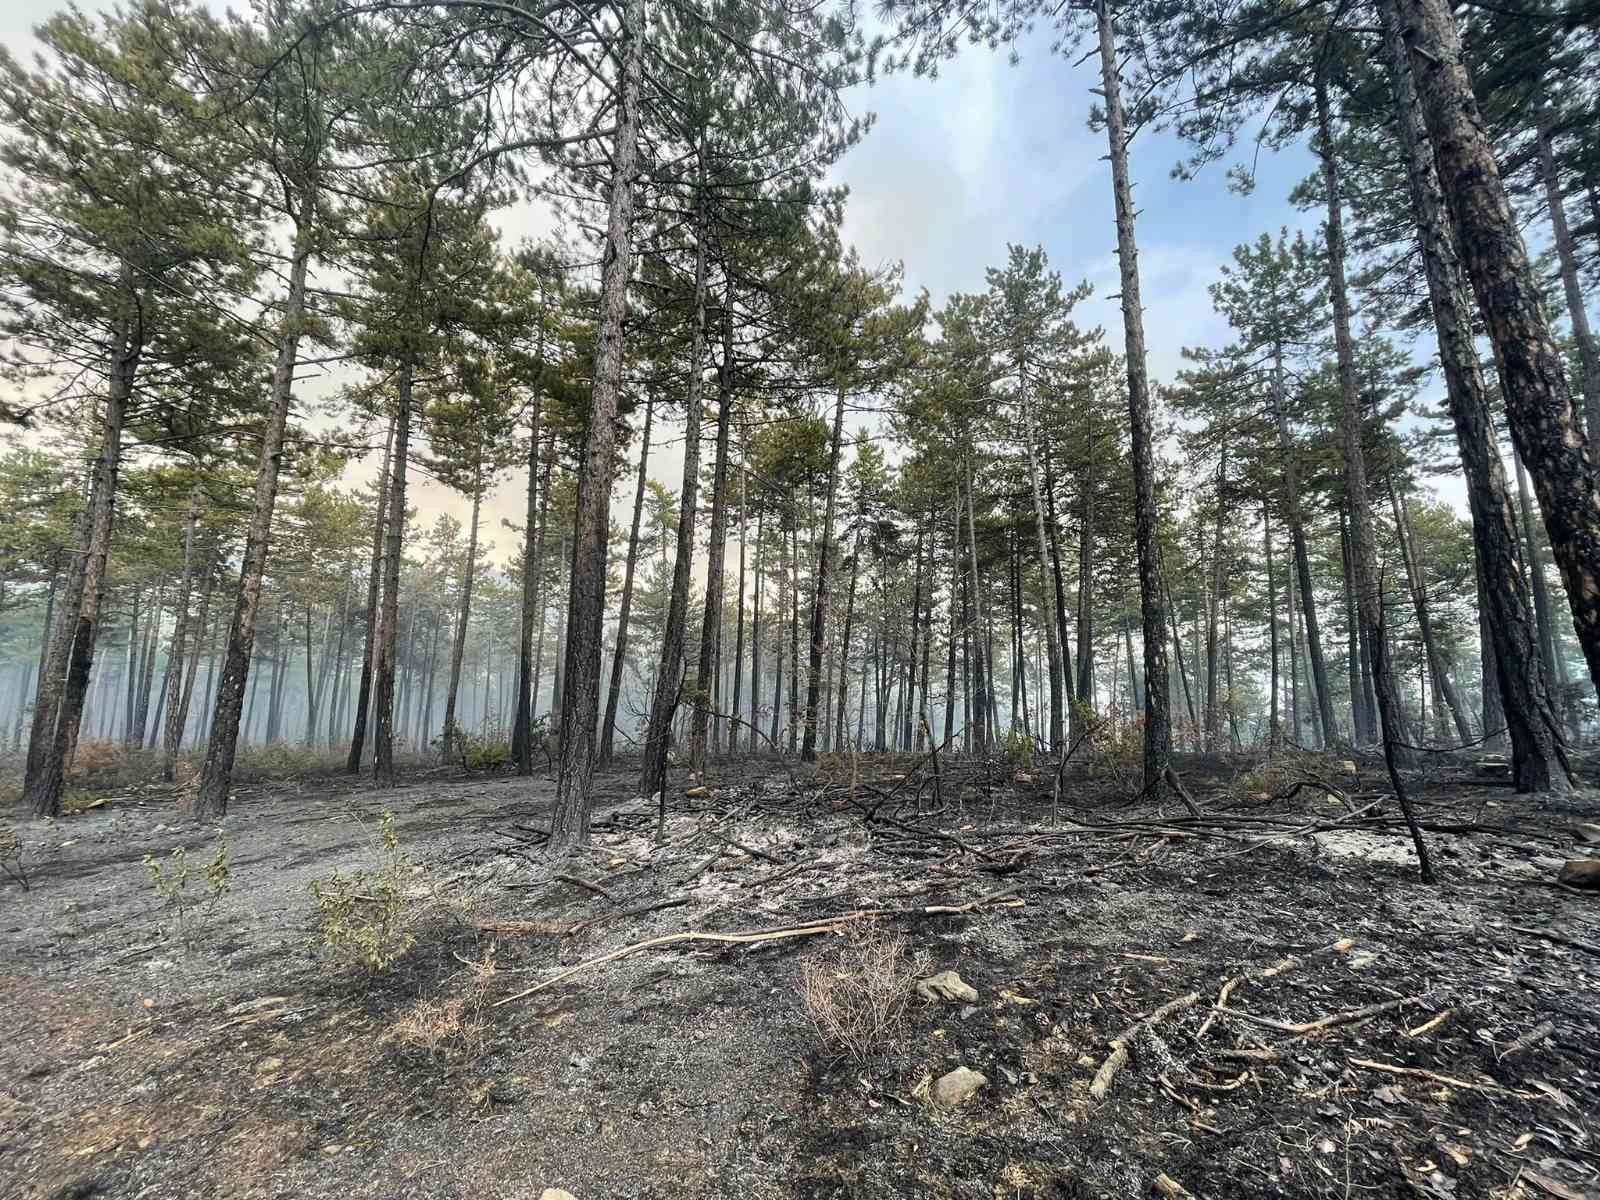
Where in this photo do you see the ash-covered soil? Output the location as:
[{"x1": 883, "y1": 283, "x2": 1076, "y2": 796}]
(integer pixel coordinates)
[{"x1": 2, "y1": 752, "x2": 1598, "y2": 1200}]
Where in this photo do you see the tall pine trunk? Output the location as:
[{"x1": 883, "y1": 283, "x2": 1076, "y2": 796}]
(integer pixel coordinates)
[
  {"x1": 26, "y1": 312, "x2": 136, "y2": 818},
  {"x1": 639, "y1": 173, "x2": 706, "y2": 805},
  {"x1": 347, "y1": 417, "x2": 394, "y2": 772},
  {"x1": 441, "y1": 472, "x2": 482, "y2": 760},
  {"x1": 374, "y1": 358, "x2": 414, "y2": 786},
  {"x1": 514, "y1": 389, "x2": 544, "y2": 773},
  {"x1": 600, "y1": 393, "x2": 650, "y2": 764},
  {"x1": 693, "y1": 307, "x2": 736, "y2": 770},
  {"x1": 1395, "y1": 0, "x2": 1600, "y2": 699},
  {"x1": 802, "y1": 384, "x2": 847, "y2": 762},
  {"x1": 1315, "y1": 73, "x2": 1412, "y2": 772},
  {"x1": 1096, "y1": 0, "x2": 1168, "y2": 796},
  {"x1": 196, "y1": 208, "x2": 315, "y2": 819}
]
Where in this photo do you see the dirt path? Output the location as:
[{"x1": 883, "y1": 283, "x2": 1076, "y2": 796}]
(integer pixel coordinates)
[{"x1": 3, "y1": 757, "x2": 1598, "y2": 1200}]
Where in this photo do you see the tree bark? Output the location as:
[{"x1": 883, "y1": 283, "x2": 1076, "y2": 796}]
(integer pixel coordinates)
[
  {"x1": 514, "y1": 387, "x2": 545, "y2": 773},
  {"x1": 195, "y1": 204, "x2": 315, "y2": 819},
  {"x1": 1395, "y1": 0, "x2": 1600, "y2": 700},
  {"x1": 1314, "y1": 71, "x2": 1412, "y2": 775},
  {"x1": 639, "y1": 179, "x2": 706, "y2": 807},
  {"x1": 158, "y1": 485, "x2": 204, "y2": 778},
  {"x1": 802, "y1": 384, "x2": 847, "y2": 762},
  {"x1": 1096, "y1": 0, "x2": 1168, "y2": 796},
  {"x1": 347, "y1": 416, "x2": 394, "y2": 772},
  {"x1": 441, "y1": 469, "x2": 482, "y2": 759},
  {"x1": 26, "y1": 314, "x2": 136, "y2": 817},
  {"x1": 600, "y1": 392, "x2": 650, "y2": 765},
  {"x1": 374, "y1": 357, "x2": 414, "y2": 787},
  {"x1": 1535, "y1": 99, "x2": 1600, "y2": 439},
  {"x1": 1021, "y1": 387, "x2": 1065, "y2": 751},
  {"x1": 693, "y1": 303, "x2": 736, "y2": 770}
]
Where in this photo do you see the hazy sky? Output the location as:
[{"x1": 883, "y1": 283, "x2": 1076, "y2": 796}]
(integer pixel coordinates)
[{"x1": 3, "y1": 4, "x2": 1358, "y2": 563}]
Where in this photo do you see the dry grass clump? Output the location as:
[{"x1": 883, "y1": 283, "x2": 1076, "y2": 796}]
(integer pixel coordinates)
[
  {"x1": 388, "y1": 946, "x2": 498, "y2": 1058},
  {"x1": 801, "y1": 921, "x2": 927, "y2": 1063}
]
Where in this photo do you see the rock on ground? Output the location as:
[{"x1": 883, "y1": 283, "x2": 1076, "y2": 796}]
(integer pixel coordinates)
[{"x1": 930, "y1": 1066, "x2": 986, "y2": 1110}]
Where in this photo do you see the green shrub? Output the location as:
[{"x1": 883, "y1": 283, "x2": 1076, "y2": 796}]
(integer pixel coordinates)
[
  {"x1": 1001, "y1": 726, "x2": 1034, "y2": 765},
  {"x1": 309, "y1": 810, "x2": 416, "y2": 972},
  {"x1": 143, "y1": 827, "x2": 230, "y2": 948}
]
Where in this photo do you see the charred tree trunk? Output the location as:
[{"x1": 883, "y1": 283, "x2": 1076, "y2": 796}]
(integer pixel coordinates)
[
  {"x1": 196, "y1": 202, "x2": 315, "y2": 820},
  {"x1": 1395, "y1": 0, "x2": 1600, "y2": 700},
  {"x1": 25, "y1": 313, "x2": 136, "y2": 818}
]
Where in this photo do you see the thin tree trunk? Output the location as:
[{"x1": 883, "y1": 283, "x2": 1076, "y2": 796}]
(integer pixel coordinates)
[
  {"x1": 1096, "y1": 0, "x2": 1168, "y2": 797},
  {"x1": 801, "y1": 383, "x2": 847, "y2": 763},
  {"x1": 347, "y1": 416, "x2": 395, "y2": 772},
  {"x1": 441, "y1": 472, "x2": 482, "y2": 759},
  {"x1": 1535, "y1": 99, "x2": 1600, "y2": 439},
  {"x1": 600, "y1": 393, "x2": 649, "y2": 765},
  {"x1": 694, "y1": 306, "x2": 736, "y2": 771},
  {"x1": 196, "y1": 201, "x2": 316, "y2": 820},
  {"x1": 26, "y1": 316, "x2": 135, "y2": 817},
  {"x1": 1021, "y1": 389, "x2": 1065, "y2": 751},
  {"x1": 514, "y1": 387, "x2": 545, "y2": 773},
  {"x1": 374, "y1": 357, "x2": 414, "y2": 787},
  {"x1": 640, "y1": 190, "x2": 706, "y2": 805},
  {"x1": 1265, "y1": 499, "x2": 1281, "y2": 749},
  {"x1": 1315, "y1": 72, "x2": 1413, "y2": 775},
  {"x1": 730, "y1": 432, "x2": 748, "y2": 756}
]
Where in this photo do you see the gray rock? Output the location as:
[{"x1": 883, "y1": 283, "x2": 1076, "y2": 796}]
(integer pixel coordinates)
[
  {"x1": 916, "y1": 969, "x2": 979, "y2": 1004},
  {"x1": 931, "y1": 1066, "x2": 986, "y2": 1110}
]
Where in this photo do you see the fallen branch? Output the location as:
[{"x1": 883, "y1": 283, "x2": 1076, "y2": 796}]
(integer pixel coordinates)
[
  {"x1": 1497, "y1": 1019, "x2": 1555, "y2": 1061},
  {"x1": 740, "y1": 860, "x2": 814, "y2": 889},
  {"x1": 1511, "y1": 925, "x2": 1600, "y2": 958},
  {"x1": 553, "y1": 873, "x2": 617, "y2": 903},
  {"x1": 493, "y1": 918, "x2": 851, "y2": 1007},
  {"x1": 568, "y1": 896, "x2": 689, "y2": 938},
  {"x1": 1404, "y1": 1010, "x2": 1451, "y2": 1039},
  {"x1": 1090, "y1": 991, "x2": 1202, "y2": 1100},
  {"x1": 1162, "y1": 766, "x2": 1204, "y2": 818},
  {"x1": 922, "y1": 884, "x2": 1022, "y2": 915},
  {"x1": 1349, "y1": 1057, "x2": 1539, "y2": 1098},
  {"x1": 1213, "y1": 995, "x2": 1419, "y2": 1038},
  {"x1": 710, "y1": 832, "x2": 784, "y2": 865}
]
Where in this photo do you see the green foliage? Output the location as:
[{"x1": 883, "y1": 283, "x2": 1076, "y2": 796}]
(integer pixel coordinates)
[
  {"x1": 309, "y1": 811, "x2": 416, "y2": 973},
  {"x1": 461, "y1": 733, "x2": 513, "y2": 771},
  {"x1": 1001, "y1": 725, "x2": 1034, "y2": 765},
  {"x1": 143, "y1": 827, "x2": 230, "y2": 948}
]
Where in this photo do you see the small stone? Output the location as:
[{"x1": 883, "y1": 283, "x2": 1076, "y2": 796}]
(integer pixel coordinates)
[
  {"x1": 930, "y1": 1066, "x2": 986, "y2": 1110},
  {"x1": 540, "y1": 1190, "x2": 579, "y2": 1200},
  {"x1": 1572, "y1": 823, "x2": 1600, "y2": 846},
  {"x1": 916, "y1": 970, "x2": 979, "y2": 1004},
  {"x1": 1557, "y1": 859, "x2": 1600, "y2": 889}
]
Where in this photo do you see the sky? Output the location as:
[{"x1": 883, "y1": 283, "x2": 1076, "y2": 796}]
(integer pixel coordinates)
[{"x1": 2, "y1": 2, "x2": 1374, "y2": 566}]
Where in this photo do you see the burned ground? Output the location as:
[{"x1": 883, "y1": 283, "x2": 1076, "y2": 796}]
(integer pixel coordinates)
[{"x1": 2, "y1": 752, "x2": 1597, "y2": 1200}]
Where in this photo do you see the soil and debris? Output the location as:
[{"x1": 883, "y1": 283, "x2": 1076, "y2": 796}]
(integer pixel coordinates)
[{"x1": 2, "y1": 750, "x2": 1598, "y2": 1200}]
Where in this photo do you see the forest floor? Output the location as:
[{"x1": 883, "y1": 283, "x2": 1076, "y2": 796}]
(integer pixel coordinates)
[{"x1": 2, "y1": 746, "x2": 1599, "y2": 1200}]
